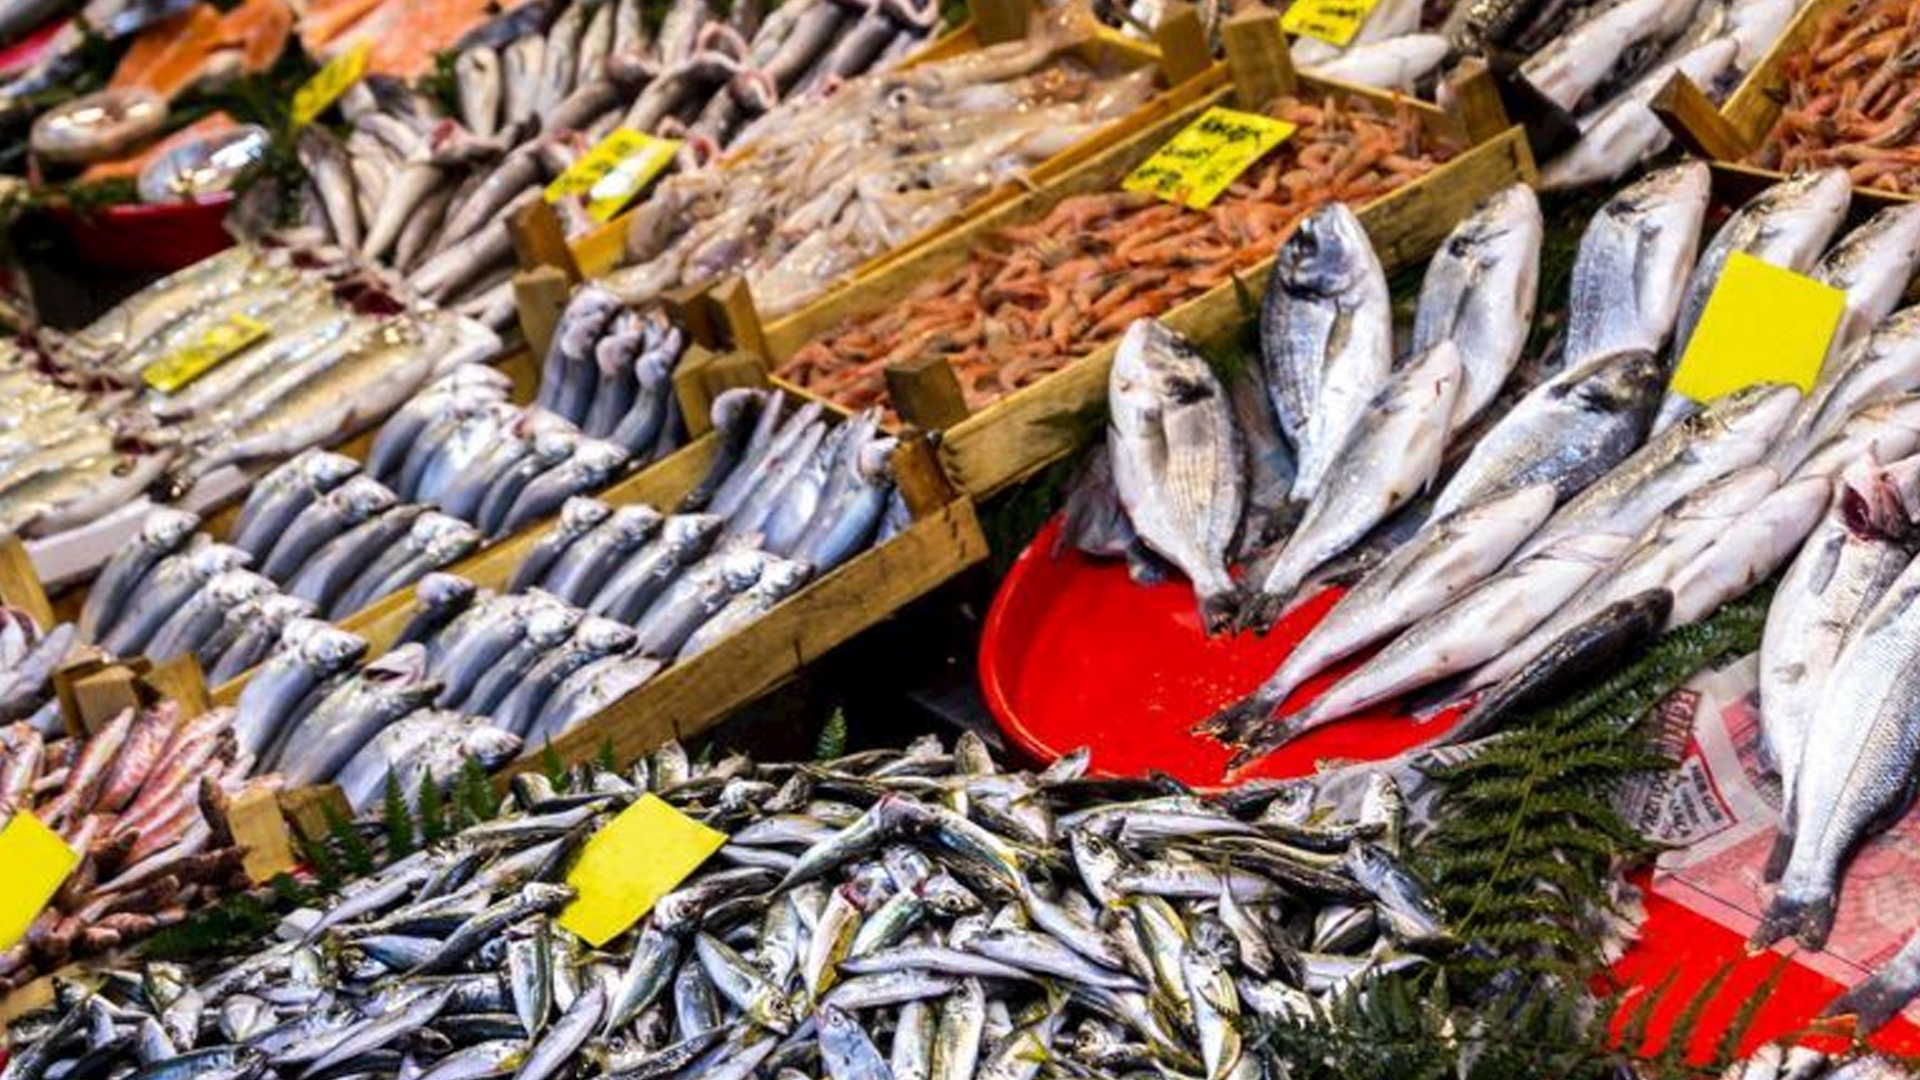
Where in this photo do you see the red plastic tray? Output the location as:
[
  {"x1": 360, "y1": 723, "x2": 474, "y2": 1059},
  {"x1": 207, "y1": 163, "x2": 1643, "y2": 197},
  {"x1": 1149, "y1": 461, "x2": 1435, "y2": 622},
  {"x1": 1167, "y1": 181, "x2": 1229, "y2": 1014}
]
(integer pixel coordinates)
[
  {"x1": 47, "y1": 195, "x2": 235, "y2": 274},
  {"x1": 980, "y1": 514, "x2": 1920, "y2": 1059}
]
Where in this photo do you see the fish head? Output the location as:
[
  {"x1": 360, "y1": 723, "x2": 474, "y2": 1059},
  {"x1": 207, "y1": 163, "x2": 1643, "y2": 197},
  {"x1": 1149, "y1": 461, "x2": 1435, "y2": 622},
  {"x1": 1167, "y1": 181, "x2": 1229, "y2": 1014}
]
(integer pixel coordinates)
[
  {"x1": 300, "y1": 624, "x2": 371, "y2": 673},
  {"x1": 330, "y1": 476, "x2": 400, "y2": 520},
  {"x1": 207, "y1": 569, "x2": 275, "y2": 606},
  {"x1": 1611, "y1": 161, "x2": 1710, "y2": 220},
  {"x1": 1276, "y1": 204, "x2": 1370, "y2": 296},
  {"x1": 711, "y1": 388, "x2": 768, "y2": 441},
  {"x1": 611, "y1": 504, "x2": 665, "y2": 542},
  {"x1": 140, "y1": 506, "x2": 202, "y2": 549},
  {"x1": 558, "y1": 497, "x2": 614, "y2": 536},
  {"x1": 917, "y1": 873, "x2": 982, "y2": 916},
  {"x1": 531, "y1": 428, "x2": 581, "y2": 463},
  {"x1": 575, "y1": 440, "x2": 630, "y2": 473},
  {"x1": 458, "y1": 723, "x2": 523, "y2": 768},
  {"x1": 417, "y1": 573, "x2": 477, "y2": 612},
  {"x1": 759, "y1": 557, "x2": 813, "y2": 595},
  {"x1": 191, "y1": 543, "x2": 253, "y2": 576},
  {"x1": 718, "y1": 550, "x2": 770, "y2": 591},
  {"x1": 575, "y1": 616, "x2": 638, "y2": 653},
  {"x1": 524, "y1": 600, "x2": 584, "y2": 645},
  {"x1": 855, "y1": 438, "x2": 897, "y2": 486},
  {"x1": 367, "y1": 642, "x2": 431, "y2": 684},
  {"x1": 663, "y1": 513, "x2": 724, "y2": 552}
]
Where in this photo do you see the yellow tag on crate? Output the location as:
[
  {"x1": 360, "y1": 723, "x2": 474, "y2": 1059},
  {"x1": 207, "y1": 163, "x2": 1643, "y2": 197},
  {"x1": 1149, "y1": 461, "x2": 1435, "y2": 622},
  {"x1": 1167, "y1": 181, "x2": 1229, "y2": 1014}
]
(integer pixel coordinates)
[
  {"x1": 1671, "y1": 252, "x2": 1845, "y2": 403},
  {"x1": 291, "y1": 41, "x2": 371, "y2": 130},
  {"x1": 0, "y1": 813, "x2": 78, "y2": 951},
  {"x1": 544, "y1": 128, "x2": 682, "y2": 223},
  {"x1": 1122, "y1": 106, "x2": 1296, "y2": 211},
  {"x1": 558, "y1": 794, "x2": 725, "y2": 946},
  {"x1": 1281, "y1": 0, "x2": 1383, "y2": 47},
  {"x1": 143, "y1": 313, "x2": 270, "y2": 393}
]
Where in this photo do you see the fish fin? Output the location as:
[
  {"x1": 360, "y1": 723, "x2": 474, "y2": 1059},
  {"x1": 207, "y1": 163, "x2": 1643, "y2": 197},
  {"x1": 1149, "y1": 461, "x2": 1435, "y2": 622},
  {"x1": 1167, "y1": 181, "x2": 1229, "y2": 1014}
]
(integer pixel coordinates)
[{"x1": 1823, "y1": 960, "x2": 1920, "y2": 1035}]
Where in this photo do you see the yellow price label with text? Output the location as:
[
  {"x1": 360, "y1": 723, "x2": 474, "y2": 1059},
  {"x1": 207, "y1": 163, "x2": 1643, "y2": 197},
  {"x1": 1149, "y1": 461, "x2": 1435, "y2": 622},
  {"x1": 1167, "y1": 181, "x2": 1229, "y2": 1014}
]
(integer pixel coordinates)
[
  {"x1": 1122, "y1": 106, "x2": 1296, "y2": 211},
  {"x1": 544, "y1": 129, "x2": 682, "y2": 222},
  {"x1": 0, "y1": 813, "x2": 78, "y2": 951},
  {"x1": 292, "y1": 41, "x2": 371, "y2": 130},
  {"x1": 1671, "y1": 252, "x2": 1845, "y2": 403},
  {"x1": 558, "y1": 794, "x2": 725, "y2": 946},
  {"x1": 143, "y1": 313, "x2": 270, "y2": 393},
  {"x1": 1281, "y1": 0, "x2": 1383, "y2": 46}
]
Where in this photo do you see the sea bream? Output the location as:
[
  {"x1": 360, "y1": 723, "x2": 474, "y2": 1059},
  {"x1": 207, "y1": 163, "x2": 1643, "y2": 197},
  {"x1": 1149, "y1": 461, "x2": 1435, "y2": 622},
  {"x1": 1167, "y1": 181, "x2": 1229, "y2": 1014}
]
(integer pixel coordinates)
[
  {"x1": 1261, "y1": 203, "x2": 1393, "y2": 506},
  {"x1": 1238, "y1": 340, "x2": 1463, "y2": 633},
  {"x1": 1197, "y1": 483, "x2": 1556, "y2": 746},
  {"x1": 1757, "y1": 527, "x2": 1920, "y2": 950},
  {"x1": 1107, "y1": 319, "x2": 1245, "y2": 635},
  {"x1": 1409, "y1": 184, "x2": 1542, "y2": 434},
  {"x1": 1519, "y1": 0, "x2": 1706, "y2": 115},
  {"x1": 1813, "y1": 203, "x2": 1920, "y2": 356},
  {"x1": 1759, "y1": 456, "x2": 1920, "y2": 883},
  {"x1": 1560, "y1": 162, "x2": 1712, "y2": 367},
  {"x1": 1772, "y1": 306, "x2": 1920, "y2": 473},
  {"x1": 1539, "y1": 37, "x2": 1740, "y2": 192}
]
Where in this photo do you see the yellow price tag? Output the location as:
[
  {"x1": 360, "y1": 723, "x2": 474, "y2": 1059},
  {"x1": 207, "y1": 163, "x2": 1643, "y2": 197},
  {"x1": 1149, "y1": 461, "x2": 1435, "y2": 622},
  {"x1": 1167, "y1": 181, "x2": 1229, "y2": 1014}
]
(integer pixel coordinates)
[
  {"x1": 558, "y1": 794, "x2": 725, "y2": 947},
  {"x1": 1281, "y1": 0, "x2": 1383, "y2": 47},
  {"x1": 143, "y1": 313, "x2": 270, "y2": 393},
  {"x1": 544, "y1": 129, "x2": 682, "y2": 223},
  {"x1": 291, "y1": 41, "x2": 370, "y2": 130},
  {"x1": 1672, "y1": 251, "x2": 1844, "y2": 403},
  {"x1": 1122, "y1": 106, "x2": 1296, "y2": 211},
  {"x1": 0, "y1": 812, "x2": 78, "y2": 951}
]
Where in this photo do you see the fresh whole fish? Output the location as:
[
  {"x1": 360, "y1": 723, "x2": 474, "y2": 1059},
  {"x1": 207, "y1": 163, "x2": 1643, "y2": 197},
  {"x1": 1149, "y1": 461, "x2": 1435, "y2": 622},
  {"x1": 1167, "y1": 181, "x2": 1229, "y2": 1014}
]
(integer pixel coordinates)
[
  {"x1": 1410, "y1": 184, "x2": 1542, "y2": 433},
  {"x1": 1561, "y1": 162, "x2": 1712, "y2": 367}
]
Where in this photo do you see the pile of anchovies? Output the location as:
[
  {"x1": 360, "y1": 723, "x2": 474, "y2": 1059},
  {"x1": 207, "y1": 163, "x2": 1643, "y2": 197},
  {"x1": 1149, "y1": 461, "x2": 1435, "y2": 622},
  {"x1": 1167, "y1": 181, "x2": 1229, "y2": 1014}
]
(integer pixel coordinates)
[{"x1": 3, "y1": 733, "x2": 1448, "y2": 1080}]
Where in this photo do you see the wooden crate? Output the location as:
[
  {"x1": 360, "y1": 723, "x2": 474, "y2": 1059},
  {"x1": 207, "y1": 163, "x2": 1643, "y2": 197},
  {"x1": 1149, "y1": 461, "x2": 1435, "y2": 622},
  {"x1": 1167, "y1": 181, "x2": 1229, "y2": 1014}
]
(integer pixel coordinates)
[
  {"x1": 213, "y1": 394, "x2": 988, "y2": 783},
  {"x1": 570, "y1": 11, "x2": 1222, "y2": 283},
  {"x1": 1653, "y1": 0, "x2": 1917, "y2": 209},
  {"x1": 701, "y1": 46, "x2": 1533, "y2": 498}
]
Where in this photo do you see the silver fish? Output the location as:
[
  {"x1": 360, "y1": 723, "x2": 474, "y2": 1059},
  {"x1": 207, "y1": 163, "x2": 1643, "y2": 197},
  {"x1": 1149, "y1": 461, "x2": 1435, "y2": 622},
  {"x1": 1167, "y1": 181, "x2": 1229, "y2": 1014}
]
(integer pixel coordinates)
[
  {"x1": 1410, "y1": 184, "x2": 1542, "y2": 433},
  {"x1": 1561, "y1": 162, "x2": 1711, "y2": 367},
  {"x1": 80, "y1": 507, "x2": 200, "y2": 641},
  {"x1": 1107, "y1": 319, "x2": 1244, "y2": 635},
  {"x1": 100, "y1": 542, "x2": 251, "y2": 655},
  {"x1": 1774, "y1": 306, "x2": 1920, "y2": 473},
  {"x1": 1814, "y1": 203, "x2": 1920, "y2": 357},
  {"x1": 233, "y1": 620, "x2": 368, "y2": 757}
]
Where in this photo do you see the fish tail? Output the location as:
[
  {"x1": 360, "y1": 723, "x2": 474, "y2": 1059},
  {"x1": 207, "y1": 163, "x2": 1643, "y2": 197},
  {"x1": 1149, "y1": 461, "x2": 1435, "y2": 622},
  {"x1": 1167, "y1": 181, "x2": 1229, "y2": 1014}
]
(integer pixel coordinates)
[
  {"x1": 1749, "y1": 892, "x2": 1835, "y2": 952},
  {"x1": 1191, "y1": 691, "x2": 1278, "y2": 742},
  {"x1": 1761, "y1": 826, "x2": 1794, "y2": 884},
  {"x1": 1197, "y1": 582, "x2": 1244, "y2": 638},
  {"x1": 1224, "y1": 713, "x2": 1313, "y2": 773},
  {"x1": 1232, "y1": 590, "x2": 1286, "y2": 635},
  {"x1": 1822, "y1": 963, "x2": 1920, "y2": 1036}
]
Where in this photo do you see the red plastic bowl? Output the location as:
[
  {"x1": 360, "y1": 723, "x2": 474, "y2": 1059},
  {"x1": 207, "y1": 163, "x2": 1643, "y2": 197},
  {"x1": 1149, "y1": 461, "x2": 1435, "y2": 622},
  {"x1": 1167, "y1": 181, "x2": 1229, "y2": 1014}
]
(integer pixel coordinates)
[
  {"x1": 980, "y1": 512, "x2": 1920, "y2": 1059},
  {"x1": 47, "y1": 194, "x2": 235, "y2": 274}
]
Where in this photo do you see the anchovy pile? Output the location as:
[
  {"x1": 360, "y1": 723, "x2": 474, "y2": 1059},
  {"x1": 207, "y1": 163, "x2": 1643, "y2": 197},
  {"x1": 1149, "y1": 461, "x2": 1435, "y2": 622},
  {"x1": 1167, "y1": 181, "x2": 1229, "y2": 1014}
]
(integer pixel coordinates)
[
  {"x1": 1073, "y1": 163, "x2": 1920, "y2": 772},
  {"x1": 1, "y1": 733, "x2": 1450, "y2": 1080},
  {"x1": 0, "y1": 606, "x2": 77, "y2": 724},
  {"x1": 297, "y1": 0, "x2": 938, "y2": 327},
  {"x1": 0, "y1": 241, "x2": 499, "y2": 567},
  {"x1": 0, "y1": 708, "x2": 250, "y2": 993}
]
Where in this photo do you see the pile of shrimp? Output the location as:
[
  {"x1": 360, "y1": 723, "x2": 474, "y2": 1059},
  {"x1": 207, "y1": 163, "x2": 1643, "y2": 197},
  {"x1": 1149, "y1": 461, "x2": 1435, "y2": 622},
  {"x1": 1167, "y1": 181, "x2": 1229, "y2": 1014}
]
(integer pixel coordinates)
[
  {"x1": 1753, "y1": 0, "x2": 1920, "y2": 193},
  {"x1": 775, "y1": 92, "x2": 1454, "y2": 418}
]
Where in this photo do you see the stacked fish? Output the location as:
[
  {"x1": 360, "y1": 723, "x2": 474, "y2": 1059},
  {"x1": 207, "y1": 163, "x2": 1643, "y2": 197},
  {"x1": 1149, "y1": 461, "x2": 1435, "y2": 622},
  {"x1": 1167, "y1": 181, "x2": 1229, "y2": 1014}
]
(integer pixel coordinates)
[
  {"x1": 226, "y1": 387, "x2": 903, "y2": 795},
  {"x1": 1753, "y1": 0, "x2": 1920, "y2": 196},
  {"x1": 0, "y1": 606, "x2": 77, "y2": 725},
  {"x1": 1723, "y1": 1049, "x2": 1919, "y2": 1080},
  {"x1": 1075, "y1": 163, "x2": 1920, "y2": 772},
  {"x1": 296, "y1": 0, "x2": 939, "y2": 326},
  {"x1": 776, "y1": 88, "x2": 1453, "y2": 418},
  {"x1": 0, "y1": 241, "x2": 501, "y2": 570},
  {"x1": 603, "y1": 7, "x2": 1164, "y2": 319},
  {"x1": 0, "y1": 708, "x2": 251, "y2": 993},
  {"x1": 1, "y1": 733, "x2": 1451, "y2": 1080}
]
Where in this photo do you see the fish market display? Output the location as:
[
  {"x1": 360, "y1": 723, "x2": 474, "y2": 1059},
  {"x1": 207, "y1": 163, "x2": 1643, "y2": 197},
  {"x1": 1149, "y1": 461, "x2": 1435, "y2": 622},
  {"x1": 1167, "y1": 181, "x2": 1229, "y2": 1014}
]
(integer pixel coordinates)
[
  {"x1": 298, "y1": 0, "x2": 938, "y2": 326},
  {"x1": 0, "y1": 605, "x2": 78, "y2": 728},
  {"x1": 0, "y1": 241, "x2": 501, "y2": 567},
  {"x1": 604, "y1": 7, "x2": 1162, "y2": 319},
  {"x1": 776, "y1": 88, "x2": 1455, "y2": 418},
  {"x1": 4, "y1": 733, "x2": 1449, "y2": 1080},
  {"x1": 224, "y1": 388, "x2": 902, "y2": 784},
  {"x1": 1753, "y1": 0, "x2": 1920, "y2": 195},
  {"x1": 0, "y1": 707, "x2": 251, "y2": 992},
  {"x1": 1059, "y1": 165, "x2": 1920, "y2": 773}
]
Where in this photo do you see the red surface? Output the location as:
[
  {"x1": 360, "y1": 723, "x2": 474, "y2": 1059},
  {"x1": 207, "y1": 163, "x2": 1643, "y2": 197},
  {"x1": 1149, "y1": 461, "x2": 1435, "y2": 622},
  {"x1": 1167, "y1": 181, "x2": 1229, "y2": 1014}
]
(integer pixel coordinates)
[
  {"x1": 47, "y1": 194, "x2": 235, "y2": 273},
  {"x1": 0, "y1": 18, "x2": 64, "y2": 76},
  {"x1": 980, "y1": 517, "x2": 1467, "y2": 787},
  {"x1": 981, "y1": 513, "x2": 1920, "y2": 1061}
]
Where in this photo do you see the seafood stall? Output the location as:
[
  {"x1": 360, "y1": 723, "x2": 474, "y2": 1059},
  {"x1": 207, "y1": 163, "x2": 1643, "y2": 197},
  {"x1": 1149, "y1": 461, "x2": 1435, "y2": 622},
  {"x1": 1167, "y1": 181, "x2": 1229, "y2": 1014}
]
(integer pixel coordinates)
[{"x1": 17, "y1": 0, "x2": 1920, "y2": 1077}]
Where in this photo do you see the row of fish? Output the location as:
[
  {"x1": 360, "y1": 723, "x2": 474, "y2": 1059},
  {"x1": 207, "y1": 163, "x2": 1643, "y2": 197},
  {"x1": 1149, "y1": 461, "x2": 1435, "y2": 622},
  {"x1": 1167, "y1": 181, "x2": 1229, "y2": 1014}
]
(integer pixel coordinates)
[
  {"x1": 1, "y1": 241, "x2": 499, "y2": 585},
  {"x1": 604, "y1": 5, "x2": 1163, "y2": 319},
  {"x1": 1087, "y1": 161, "x2": 1920, "y2": 773},
  {"x1": 294, "y1": 0, "x2": 938, "y2": 323},
  {"x1": 0, "y1": 606, "x2": 77, "y2": 725},
  {"x1": 217, "y1": 386, "x2": 903, "y2": 806},
  {"x1": 0, "y1": 707, "x2": 251, "y2": 993},
  {"x1": 0, "y1": 732, "x2": 1454, "y2": 1080}
]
